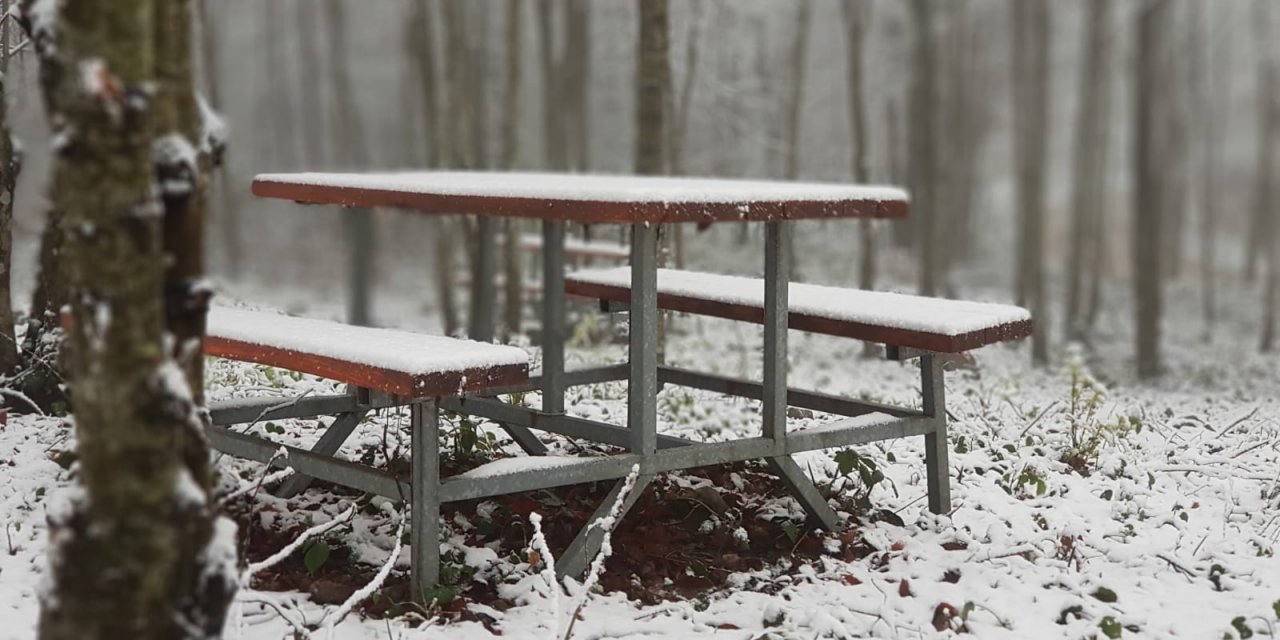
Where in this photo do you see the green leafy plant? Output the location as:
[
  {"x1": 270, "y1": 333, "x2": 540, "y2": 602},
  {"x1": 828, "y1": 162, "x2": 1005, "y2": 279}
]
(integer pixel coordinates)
[
  {"x1": 1231, "y1": 617, "x2": 1254, "y2": 639},
  {"x1": 302, "y1": 540, "x2": 331, "y2": 574},
  {"x1": 827, "y1": 448, "x2": 887, "y2": 512},
  {"x1": 1060, "y1": 353, "x2": 1134, "y2": 474},
  {"x1": 999, "y1": 465, "x2": 1048, "y2": 498},
  {"x1": 1099, "y1": 615, "x2": 1123, "y2": 638}
]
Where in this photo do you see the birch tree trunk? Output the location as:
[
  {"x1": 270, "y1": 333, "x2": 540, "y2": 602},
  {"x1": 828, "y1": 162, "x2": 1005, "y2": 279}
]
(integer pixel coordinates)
[
  {"x1": 37, "y1": 1, "x2": 235, "y2": 637},
  {"x1": 1133, "y1": 0, "x2": 1170, "y2": 379},
  {"x1": 1011, "y1": 0, "x2": 1051, "y2": 365}
]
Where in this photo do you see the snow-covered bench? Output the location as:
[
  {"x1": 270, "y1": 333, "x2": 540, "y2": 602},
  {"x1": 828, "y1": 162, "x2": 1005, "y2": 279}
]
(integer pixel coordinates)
[
  {"x1": 203, "y1": 307, "x2": 530, "y2": 591},
  {"x1": 565, "y1": 267, "x2": 1031, "y2": 515},
  {"x1": 518, "y1": 232, "x2": 629, "y2": 263},
  {"x1": 565, "y1": 268, "x2": 1031, "y2": 353}
]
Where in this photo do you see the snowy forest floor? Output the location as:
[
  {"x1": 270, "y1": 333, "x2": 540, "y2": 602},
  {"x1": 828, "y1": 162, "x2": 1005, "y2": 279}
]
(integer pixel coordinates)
[{"x1": 2, "y1": 227, "x2": 1279, "y2": 639}]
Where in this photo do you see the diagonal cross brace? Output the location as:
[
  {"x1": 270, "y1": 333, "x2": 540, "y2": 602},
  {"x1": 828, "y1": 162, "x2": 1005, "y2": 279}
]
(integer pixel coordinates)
[
  {"x1": 556, "y1": 473, "x2": 654, "y2": 579},
  {"x1": 273, "y1": 409, "x2": 370, "y2": 498},
  {"x1": 766, "y1": 455, "x2": 842, "y2": 532}
]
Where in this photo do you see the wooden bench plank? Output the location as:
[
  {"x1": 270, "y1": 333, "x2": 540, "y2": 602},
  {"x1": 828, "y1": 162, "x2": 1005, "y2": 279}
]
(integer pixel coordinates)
[
  {"x1": 252, "y1": 172, "x2": 909, "y2": 225},
  {"x1": 206, "y1": 308, "x2": 529, "y2": 397},
  {"x1": 517, "y1": 232, "x2": 630, "y2": 260},
  {"x1": 565, "y1": 268, "x2": 1032, "y2": 353}
]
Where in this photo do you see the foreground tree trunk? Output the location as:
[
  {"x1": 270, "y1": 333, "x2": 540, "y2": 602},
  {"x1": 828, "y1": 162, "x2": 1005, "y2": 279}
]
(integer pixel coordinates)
[{"x1": 37, "y1": 1, "x2": 236, "y2": 638}]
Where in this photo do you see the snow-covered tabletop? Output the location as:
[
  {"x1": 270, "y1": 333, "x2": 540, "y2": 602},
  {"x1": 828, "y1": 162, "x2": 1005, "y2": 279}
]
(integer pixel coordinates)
[{"x1": 252, "y1": 171, "x2": 909, "y2": 224}]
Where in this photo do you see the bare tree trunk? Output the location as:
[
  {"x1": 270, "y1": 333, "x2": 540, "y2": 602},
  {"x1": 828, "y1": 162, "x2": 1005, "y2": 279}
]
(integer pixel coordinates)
[
  {"x1": 503, "y1": 0, "x2": 524, "y2": 337},
  {"x1": 197, "y1": 0, "x2": 242, "y2": 279},
  {"x1": 668, "y1": 3, "x2": 704, "y2": 176},
  {"x1": 18, "y1": 0, "x2": 72, "y2": 412},
  {"x1": 326, "y1": 0, "x2": 375, "y2": 327},
  {"x1": 782, "y1": 0, "x2": 810, "y2": 278},
  {"x1": 538, "y1": 0, "x2": 567, "y2": 171},
  {"x1": 262, "y1": 1, "x2": 293, "y2": 167},
  {"x1": 566, "y1": 0, "x2": 590, "y2": 171},
  {"x1": 843, "y1": 0, "x2": 874, "y2": 291},
  {"x1": 1011, "y1": 0, "x2": 1051, "y2": 365},
  {"x1": 1248, "y1": 0, "x2": 1274, "y2": 285},
  {"x1": 1133, "y1": 0, "x2": 1170, "y2": 379},
  {"x1": 636, "y1": 0, "x2": 670, "y2": 354},
  {"x1": 1066, "y1": 0, "x2": 1111, "y2": 341},
  {"x1": 1259, "y1": 2, "x2": 1279, "y2": 352},
  {"x1": 910, "y1": 0, "x2": 939, "y2": 296},
  {"x1": 407, "y1": 0, "x2": 459, "y2": 335},
  {"x1": 668, "y1": 4, "x2": 705, "y2": 270},
  {"x1": 37, "y1": 1, "x2": 235, "y2": 637},
  {"x1": 1198, "y1": 0, "x2": 1222, "y2": 342},
  {"x1": 295, "y1": 0, "x2": 326, "y2": 165},
  {"x1": 0, "y1": 9, "x2": 21, "y2": 377}
]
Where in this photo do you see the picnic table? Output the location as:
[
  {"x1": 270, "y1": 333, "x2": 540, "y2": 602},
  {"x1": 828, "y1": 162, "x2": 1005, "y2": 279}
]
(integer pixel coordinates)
[{"x1": 213, "y1": 171, "x2": 1029, "y2": 594}]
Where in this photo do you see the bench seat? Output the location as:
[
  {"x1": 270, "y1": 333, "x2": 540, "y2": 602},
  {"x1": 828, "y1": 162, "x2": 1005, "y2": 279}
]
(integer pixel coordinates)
[
  {"x1": 206, "y1": 308, "x2": 530, "y2": 397},
  {"x1": 518, "y1": 232, "x2": 630, "y2": 261},
  {"x1": 565, "y1": 268, "x2": 1031, "y2": 353}
]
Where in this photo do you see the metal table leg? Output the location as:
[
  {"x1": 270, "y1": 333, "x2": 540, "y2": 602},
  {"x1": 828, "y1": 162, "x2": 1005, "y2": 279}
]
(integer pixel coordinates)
[
  {"x1": 763, "y1": 221, "x2": 840, "y2": 531},
  {"x1": 411, "y1": 400, "x2": 441, "y2": 596},
  {"x1": 469, "y1": 216, "x2": 498, "y2": 342},
  {"x1": 921, "y1": 354, "x2": 952, "y2": 514},
  {"x1": 541, "y1": 220, "x2": 567, "y2": 414},
  {"x1": 629, "y1": 224, "x2": 659, "y2": 456}
]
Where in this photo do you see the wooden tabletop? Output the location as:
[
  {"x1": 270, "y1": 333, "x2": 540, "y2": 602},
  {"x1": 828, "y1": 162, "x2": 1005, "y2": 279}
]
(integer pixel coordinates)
[{"x1": 252, "y1": 171, "x2": 909, "y2": 224}]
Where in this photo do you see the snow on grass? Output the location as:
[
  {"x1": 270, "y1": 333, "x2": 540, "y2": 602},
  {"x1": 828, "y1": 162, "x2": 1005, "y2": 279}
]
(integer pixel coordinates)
[{"x1": 3, "y1": 234, "x2": 1278, "y2": 638}]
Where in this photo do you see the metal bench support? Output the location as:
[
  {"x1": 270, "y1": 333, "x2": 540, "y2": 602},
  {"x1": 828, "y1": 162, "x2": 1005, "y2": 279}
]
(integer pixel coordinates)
[
  {"x1": 921, "y1": 354, "x2": 951, "y2": 514},
  {"x1": 273, "y1": 409, "x2": 371, "y2": 498},
  {"x1": 557, "y1": 473, "x2": 655, "y2": 578},
  {"x1": 411, "y1": 400, "x2": 441, "y2": 597}
]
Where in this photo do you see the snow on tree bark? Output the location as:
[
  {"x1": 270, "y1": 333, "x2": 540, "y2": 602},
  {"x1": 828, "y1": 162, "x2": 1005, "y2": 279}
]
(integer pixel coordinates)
[{"x1": 36, "y1": 1, "x2": 235, "y2": 638}]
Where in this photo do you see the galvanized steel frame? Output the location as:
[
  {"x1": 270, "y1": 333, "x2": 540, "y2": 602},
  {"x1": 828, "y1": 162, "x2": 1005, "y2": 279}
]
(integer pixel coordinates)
[{"x1": 205, "y1": 216, "x2": 955, "y2": 593}]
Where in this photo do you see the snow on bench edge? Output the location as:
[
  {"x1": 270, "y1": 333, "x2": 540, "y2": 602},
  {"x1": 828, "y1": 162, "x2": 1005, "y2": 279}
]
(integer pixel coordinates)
[
  {"x1": 567, "y1": 268, "x2": 1031, "y2": 337},
  {"x1": 254, "y1": 171, "x2": 909, "y2": 206},
  {"x1": 453, "y1": 455, "x2": 590, "y2": 480},
  {"x1": 207, "y1": 307, "x2": 529, "y2": 375}
]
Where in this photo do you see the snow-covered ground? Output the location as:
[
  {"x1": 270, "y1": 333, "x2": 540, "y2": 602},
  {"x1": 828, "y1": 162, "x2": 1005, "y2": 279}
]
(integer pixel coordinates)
[{"x1": 1, "y1": 229, "x2": 1277, "y2": 639}]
